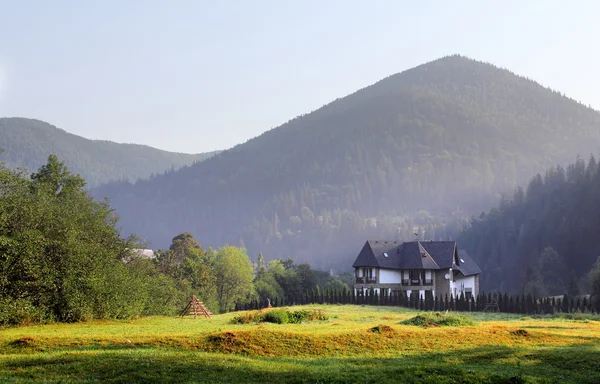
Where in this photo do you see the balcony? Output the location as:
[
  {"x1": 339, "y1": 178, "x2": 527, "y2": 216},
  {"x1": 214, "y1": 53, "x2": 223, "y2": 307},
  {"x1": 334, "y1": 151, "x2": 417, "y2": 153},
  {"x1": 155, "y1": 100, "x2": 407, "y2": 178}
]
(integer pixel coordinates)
[
  {"x1": 355, "y1": 276, "x2": 377, "y2": 284},
  {"x1": 402, "y1": 279, "x2": 433, "y2": 286}
]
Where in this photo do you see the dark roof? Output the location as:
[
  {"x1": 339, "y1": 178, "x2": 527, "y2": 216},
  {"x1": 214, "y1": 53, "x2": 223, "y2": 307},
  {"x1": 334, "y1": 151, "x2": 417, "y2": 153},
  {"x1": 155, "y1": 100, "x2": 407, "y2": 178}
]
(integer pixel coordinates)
[
  {"x1": 455, "y1": 250, "x2": 482, "y2": 277},
  {"x1": 397, "y1": 242, "x2": 440, "y2": 270},
  {"x1": 353, "y1": 240, "x2": 402, "y2": 269},
  {"x1": 420, "y1": 241, "x2": 456, "y2": 268},
  {"x1": 352, "y1": 240, "x2": 480, "y2": 275}
]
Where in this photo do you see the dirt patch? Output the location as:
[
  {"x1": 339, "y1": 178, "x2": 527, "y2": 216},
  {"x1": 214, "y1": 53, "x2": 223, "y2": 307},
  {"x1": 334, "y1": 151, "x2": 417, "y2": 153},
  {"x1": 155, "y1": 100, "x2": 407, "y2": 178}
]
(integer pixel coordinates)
[
  {"x1": 509, "y1": 329, "x2": 530, "y2": 337},
  {"x1": 10, "y1": 337, "x2": 36, "y2": 347},
  {"x1": 207, "y1": 332, "x2": 240, "y2": 347},
  {"x1": 368, "y1": 325, "x2": 395, "y2": 334}
]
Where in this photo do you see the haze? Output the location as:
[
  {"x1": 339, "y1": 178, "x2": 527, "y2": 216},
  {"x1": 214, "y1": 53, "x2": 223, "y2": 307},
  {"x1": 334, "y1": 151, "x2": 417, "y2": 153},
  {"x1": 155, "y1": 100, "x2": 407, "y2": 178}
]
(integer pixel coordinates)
[{"x1": 0, "y1": 0, "x2": 598, "y2": 154}]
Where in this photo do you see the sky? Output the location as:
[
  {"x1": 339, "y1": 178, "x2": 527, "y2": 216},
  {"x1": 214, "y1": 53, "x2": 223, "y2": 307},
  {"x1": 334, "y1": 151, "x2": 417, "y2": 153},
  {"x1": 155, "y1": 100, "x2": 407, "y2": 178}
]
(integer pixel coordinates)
[{"x1": 0, "y1": 0, "x2": 598, "y2": 154}]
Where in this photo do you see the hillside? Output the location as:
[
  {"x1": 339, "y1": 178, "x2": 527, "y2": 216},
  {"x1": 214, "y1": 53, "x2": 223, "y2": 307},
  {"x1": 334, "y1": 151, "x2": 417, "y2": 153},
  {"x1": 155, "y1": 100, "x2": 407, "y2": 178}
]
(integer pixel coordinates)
[
  {"x1": 459, "y1": 154, "x2": 600, "y2": 294},
  {"x1": 0, "y1": 118, "x2": 216, "y2": 186},
  {"x1": 93, "y1": 55, "x2": 600, "y2": 272}
]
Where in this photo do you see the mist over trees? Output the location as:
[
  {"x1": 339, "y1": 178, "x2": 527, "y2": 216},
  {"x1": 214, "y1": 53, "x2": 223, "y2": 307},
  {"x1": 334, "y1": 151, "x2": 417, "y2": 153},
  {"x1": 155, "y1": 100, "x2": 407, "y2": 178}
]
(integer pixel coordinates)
[
  {"x1": 93, "y1": 55, "x2": 600, "y2": 273},
  {"x1": 459, "y1": 155, "x2": 600, "y2": 294},
  {"x1": 0, "y1": 154, "x2": 351, "y2": 325},
  {"x1": 5, "y1": 55, "x2": 600, "y2": 323}
]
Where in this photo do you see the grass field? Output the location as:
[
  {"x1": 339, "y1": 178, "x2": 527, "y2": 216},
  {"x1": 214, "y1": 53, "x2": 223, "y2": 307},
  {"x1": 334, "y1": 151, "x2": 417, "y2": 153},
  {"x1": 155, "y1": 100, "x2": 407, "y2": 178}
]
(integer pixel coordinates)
[{"x1": 1, "y1": 305, "x2": 599, "y2": 383}]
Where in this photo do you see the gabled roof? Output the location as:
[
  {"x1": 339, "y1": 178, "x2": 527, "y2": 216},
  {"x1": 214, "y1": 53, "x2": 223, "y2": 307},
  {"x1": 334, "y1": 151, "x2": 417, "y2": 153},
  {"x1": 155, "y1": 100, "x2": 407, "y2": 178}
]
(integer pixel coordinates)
[
  {"x1": 353, "y1": 240, "x2": 402, "y2": 269},
  {"x1": 398, "y1": 242, "x2": 440, "y2": 270},
  {"x1": 454, "y1": 250, "x2": 482, "y2": 277},
  {"x1": 420, "y1": 241, "x2": 456, "y2": 269},
  {"x1": 352, "y1": 240, "x2": 480, "y2": 275}
]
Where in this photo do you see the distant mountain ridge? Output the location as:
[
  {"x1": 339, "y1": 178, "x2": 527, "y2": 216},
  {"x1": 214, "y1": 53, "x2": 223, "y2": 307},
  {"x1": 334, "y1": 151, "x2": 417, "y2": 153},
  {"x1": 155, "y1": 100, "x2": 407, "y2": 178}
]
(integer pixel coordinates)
[
  {"x1": 0, "y1": 117, "x2": 217, "y2": 186},
  {"x1": 93, "y1": 54, "x2": 600, "y2": 276}
]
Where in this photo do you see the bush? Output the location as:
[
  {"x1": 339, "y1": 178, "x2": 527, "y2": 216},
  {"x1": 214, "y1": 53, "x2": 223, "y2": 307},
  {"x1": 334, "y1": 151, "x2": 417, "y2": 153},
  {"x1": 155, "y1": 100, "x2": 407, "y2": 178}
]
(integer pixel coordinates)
[
  {"x1": 289, "y1": 309, "x2": 328, "y2": 324},
  {"x1": 230, "y1": 309, "x2": 267, "y2": 324},
  {"x1": 0, "y1": 297, "x2": 50, "y2": 326},
  {"x1": 263, "y1": 309, "x2": 290, "y2": 324},
  {"x1": 230, "y1": 308, "x2": 328, "y2": 325},
  {"x1": 400, "y1": 312, "x2": 477, "y2": 327}
]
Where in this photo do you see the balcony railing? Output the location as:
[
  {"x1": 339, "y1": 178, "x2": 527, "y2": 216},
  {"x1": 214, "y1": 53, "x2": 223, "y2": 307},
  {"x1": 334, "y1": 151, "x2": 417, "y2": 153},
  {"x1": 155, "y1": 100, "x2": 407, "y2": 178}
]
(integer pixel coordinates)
[
  {"x1": 402, "y1": 279, "x2": 433, "y2": 286},
  {"x1": 355, "y1": 276, "x2": 377, "y2": 284}
]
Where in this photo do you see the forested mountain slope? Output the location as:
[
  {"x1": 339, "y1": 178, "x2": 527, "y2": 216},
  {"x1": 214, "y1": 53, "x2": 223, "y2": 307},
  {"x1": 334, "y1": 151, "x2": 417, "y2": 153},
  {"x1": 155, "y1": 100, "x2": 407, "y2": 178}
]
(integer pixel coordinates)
[
  {"x1": 459, "y1": 155, "x2": 600, "y2": 294},
  {"x1": 93, "y1": 55, "x2": 600, "y2": 272},
  {"x1": 0, "y1": 118, "x2": 216, "y2": 186}
]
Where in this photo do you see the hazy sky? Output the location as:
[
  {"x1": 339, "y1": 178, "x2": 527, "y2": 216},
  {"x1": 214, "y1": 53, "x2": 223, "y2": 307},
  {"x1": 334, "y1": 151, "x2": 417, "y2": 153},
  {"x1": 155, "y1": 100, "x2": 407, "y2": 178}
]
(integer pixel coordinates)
[{"x1": 0, "y1": 1, "x2": 598, "y2": 153}]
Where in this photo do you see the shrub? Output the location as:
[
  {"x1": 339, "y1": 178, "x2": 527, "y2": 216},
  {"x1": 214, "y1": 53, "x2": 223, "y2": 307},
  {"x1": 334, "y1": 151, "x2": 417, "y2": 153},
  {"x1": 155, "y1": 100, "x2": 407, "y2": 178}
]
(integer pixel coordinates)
[
  {"x1": 289, "y1": 309, "x2": 328, "y2": 324},
  {"x1": 230, "y1": 309, "x2": 267, "y2": 324},
  {"x1": 230, "y1": 308, "x2": 328, "y2": 325},
  {"x1": 400, "y1": 312, "x2": 477, "y2": 327},
  {"x1": 263, "y1": 309, "x2": 290, "y2": 324},
  {"x1": 0, "y1": 297, "x2": 50, "y2": 326}
]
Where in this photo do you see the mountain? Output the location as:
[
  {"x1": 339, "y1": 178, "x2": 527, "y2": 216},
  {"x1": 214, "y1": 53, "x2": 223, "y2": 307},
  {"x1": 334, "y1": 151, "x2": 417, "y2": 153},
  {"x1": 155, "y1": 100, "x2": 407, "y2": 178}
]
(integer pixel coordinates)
[
  {"x1": 0, "y1": 118, "x2": 217, "y2": 187},
  {"x1": 459, "y1": 154, "x2": 600, "y2": 294},
  {"x1": 93, "y1": 55, "x2": 600, "y2": 272}
]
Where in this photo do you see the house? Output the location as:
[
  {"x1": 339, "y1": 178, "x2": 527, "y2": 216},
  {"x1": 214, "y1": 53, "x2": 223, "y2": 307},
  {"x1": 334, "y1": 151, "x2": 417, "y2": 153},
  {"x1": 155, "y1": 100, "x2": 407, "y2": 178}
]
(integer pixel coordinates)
[
  {"x1": 352, "y1": 240, "x2": 481, "y2": 299},
  {"x1": 122, "y1": 249, "x2": 156, "y2": 263},
  {"x1": 131, "y1": 249, "x2": 156, "y2": 259}
]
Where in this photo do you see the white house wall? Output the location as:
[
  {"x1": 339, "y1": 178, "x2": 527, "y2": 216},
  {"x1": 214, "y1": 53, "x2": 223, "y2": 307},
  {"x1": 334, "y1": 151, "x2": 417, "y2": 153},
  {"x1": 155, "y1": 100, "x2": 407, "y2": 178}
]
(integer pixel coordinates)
[
  {"x1": 379, "y1": 269, "x2": 403, "y2": 284},
  {"x1": 453, "y1": 275, "x2": 476, "y2": 297}
]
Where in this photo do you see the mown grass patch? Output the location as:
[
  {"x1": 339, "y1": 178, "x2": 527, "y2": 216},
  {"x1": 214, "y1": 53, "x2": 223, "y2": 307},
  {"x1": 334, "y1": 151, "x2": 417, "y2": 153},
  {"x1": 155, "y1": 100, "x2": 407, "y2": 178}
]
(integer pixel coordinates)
[{"x1": 401, "y1": 312, "x2": 478, "y2": 327}]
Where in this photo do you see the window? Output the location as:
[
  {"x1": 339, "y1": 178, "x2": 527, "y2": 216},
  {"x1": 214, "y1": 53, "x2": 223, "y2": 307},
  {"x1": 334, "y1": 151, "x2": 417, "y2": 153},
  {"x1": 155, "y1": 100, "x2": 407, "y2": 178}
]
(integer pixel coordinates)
[
  {"x1": 465, "y1": 288, "x2": 473, "y2": 300},
  {"x1": 409, "y1": 270, "x2": 420, "y2": 280},
  {"x1": 383, "y1": 252, "x2": 388, "y2": 258}
]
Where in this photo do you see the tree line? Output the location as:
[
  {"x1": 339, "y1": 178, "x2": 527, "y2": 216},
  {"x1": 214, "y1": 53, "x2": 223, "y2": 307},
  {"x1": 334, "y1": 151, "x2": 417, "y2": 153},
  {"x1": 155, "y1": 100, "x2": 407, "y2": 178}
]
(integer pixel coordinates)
[
  {"x1": 4, "y1": 154, "x2": 600, "y2": 326},
  {"x1": 459, "y1": 154, "x2": 600, "y2": 295},
  {"x1": 237, "y1": 287, "x2": 600, "y2": 315},
  {"x1": 0, "y1": 156, "x2": 352, "y2": 325}
]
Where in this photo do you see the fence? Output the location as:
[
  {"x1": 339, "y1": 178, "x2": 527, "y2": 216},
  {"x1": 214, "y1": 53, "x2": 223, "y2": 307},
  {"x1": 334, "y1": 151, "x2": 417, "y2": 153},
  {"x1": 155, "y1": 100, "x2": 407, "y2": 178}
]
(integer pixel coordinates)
[{"x1": 235, "y1": 289, "x2": 599, "y2": 315}]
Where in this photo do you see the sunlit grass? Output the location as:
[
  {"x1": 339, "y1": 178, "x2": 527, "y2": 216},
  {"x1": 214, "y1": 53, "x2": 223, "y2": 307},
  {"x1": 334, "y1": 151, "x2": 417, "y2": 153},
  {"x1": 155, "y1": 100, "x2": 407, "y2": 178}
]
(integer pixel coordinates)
[{"x1": 1, "y1": 304, "x2": 599, "y2": 383}]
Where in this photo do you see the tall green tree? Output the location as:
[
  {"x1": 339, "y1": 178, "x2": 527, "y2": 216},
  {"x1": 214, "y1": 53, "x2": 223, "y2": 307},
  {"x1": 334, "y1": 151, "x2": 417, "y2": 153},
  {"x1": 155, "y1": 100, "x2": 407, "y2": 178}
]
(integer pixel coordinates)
[
  {"x1": 170, "y1": 232, "x2": 202, "y2": 263},
  {"x1": 213, "y1": 246, "x2": 254, "y2": 313},
  {"x1": 0, "y1": 155, "x2": 144, "y2": 324}
]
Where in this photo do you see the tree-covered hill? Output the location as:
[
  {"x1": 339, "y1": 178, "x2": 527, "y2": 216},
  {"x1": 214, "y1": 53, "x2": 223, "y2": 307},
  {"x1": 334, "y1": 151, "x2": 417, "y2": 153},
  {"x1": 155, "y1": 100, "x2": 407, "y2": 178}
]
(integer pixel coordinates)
[
  {"x1": 459, "y1": 154, "x2": 600, "y2": 294},
  {"x1": 0, "y1": 117, "x2": 217, "y2": 186},
  {"x1": 93, "y1": 55, "x2": 600, "y2": 272}
]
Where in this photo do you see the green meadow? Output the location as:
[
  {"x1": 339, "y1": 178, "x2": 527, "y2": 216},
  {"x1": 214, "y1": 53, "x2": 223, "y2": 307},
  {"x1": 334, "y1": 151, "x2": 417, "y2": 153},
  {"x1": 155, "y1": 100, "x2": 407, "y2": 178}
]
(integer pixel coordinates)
[{"x1": 1, "y1": 305, "x2": 599, "y2": 383}]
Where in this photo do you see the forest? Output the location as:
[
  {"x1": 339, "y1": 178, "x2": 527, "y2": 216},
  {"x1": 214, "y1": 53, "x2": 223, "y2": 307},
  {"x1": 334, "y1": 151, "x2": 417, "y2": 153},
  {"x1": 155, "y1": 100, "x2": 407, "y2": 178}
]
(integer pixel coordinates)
[
  {"x1": 2, "y1": 155, "x2": 600, "y2": 327},
  {"x1": 0, "y1": 156, "x2": 348, "y2": 325},
  {"x1": 92, "y1": 55, "x2": 600, "y2": 282},
  {"x1": 0, "y1": 117, "x2": 216, "y2": 187},
  {"x1": 459, "y1": 154, "x2": 600, "y2": 296}
]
